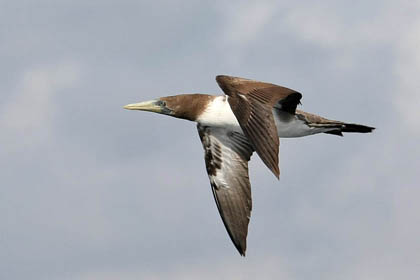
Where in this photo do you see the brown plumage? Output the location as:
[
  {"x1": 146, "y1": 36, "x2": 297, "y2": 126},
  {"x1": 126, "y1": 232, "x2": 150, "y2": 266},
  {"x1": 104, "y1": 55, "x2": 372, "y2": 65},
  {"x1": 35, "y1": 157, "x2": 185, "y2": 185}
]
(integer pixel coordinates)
[
  {"x1": 124, "y1": 74, "x2": 375, "y2": 257},
  {"x1": 160, "y1": 94, "x2": 213, "y2": 121},
  {"x1": 216, "y1": 75, "x2": 302, "y2": 178},
  {"x1": 198, "y1": 125, "x2": 253, "y2": 255}
]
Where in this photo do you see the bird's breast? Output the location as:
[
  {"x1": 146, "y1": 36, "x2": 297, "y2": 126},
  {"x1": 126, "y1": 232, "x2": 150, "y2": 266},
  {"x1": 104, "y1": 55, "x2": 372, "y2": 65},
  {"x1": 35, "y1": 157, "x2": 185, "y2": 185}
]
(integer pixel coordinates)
[{"x1": 196, "y1": 96, "x2": 242, "y2": 132}]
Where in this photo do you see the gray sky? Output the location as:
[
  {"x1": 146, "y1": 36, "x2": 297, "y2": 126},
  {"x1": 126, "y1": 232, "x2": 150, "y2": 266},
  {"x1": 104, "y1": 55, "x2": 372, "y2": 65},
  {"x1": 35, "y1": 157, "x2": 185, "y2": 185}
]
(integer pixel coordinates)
[{"x1": 1, "y1": 0, "x2": 419, "y2": 279}]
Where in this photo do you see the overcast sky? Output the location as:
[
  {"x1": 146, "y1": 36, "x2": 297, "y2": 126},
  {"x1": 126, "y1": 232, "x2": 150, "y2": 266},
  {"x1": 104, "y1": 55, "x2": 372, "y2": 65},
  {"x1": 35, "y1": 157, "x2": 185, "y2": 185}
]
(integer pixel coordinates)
[{"x1": 1, "y1": 1, "x2": 419, "y2": 279}]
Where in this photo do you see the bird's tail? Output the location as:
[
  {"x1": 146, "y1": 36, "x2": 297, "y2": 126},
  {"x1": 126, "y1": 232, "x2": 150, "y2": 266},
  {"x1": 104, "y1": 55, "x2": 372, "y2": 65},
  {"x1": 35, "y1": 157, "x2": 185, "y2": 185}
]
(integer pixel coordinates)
[
  {"x1": 295, "y1": 110, "x2": 375, "y2": 136},
  {"x1": 323, "y1": 123, "x2": 375, "y2": 136}
]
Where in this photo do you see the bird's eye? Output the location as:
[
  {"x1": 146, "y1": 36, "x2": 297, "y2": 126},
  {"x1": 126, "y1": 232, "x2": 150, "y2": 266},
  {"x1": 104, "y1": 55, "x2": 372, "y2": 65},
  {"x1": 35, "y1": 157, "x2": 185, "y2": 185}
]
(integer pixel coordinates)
[{"x1": 156, "y1": 100, "x2": 166, "y2": 107}]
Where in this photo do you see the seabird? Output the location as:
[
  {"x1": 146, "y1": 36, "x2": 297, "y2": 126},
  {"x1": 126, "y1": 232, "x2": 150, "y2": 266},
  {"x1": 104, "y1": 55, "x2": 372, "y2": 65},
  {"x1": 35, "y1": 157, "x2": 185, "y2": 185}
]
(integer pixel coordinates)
[{"x1": 124, "y1": 75, "x2": 374, "y2": 256}]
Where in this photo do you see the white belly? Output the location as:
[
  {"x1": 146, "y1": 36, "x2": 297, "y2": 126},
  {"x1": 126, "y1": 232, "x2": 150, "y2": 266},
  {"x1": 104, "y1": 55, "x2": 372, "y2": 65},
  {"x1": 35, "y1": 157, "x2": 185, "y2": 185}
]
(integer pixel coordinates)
[
  {"x1": 274, "y1": 110, "x2": 324, "y2": 138},
  {"x1": 274, "y1": 117, "x2": 313, "y2": 137},
  {"x1": 196, "y1": 96, "x2": 242, "y2": 132},
  {"x1": 197, "y1": 97, "x2": 324, "y2": 138}
]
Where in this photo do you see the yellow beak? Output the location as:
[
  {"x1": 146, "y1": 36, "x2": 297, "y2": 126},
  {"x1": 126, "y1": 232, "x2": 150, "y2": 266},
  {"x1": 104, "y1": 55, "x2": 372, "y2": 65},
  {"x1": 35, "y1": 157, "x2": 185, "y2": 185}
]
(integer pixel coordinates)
[{"x1": 123, "y1": 100, "x2": 163, "y2": 113}]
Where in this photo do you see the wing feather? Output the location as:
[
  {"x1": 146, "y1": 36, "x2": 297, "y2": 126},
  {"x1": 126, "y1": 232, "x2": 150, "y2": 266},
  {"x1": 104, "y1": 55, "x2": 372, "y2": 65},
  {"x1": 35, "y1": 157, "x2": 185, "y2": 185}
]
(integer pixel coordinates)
[
  {"x1": 216, "y1": 75, "x2": 302, "y2": 178},
  {"x1": 197, "y1": 124, "x2": 254, "y2": 256}
]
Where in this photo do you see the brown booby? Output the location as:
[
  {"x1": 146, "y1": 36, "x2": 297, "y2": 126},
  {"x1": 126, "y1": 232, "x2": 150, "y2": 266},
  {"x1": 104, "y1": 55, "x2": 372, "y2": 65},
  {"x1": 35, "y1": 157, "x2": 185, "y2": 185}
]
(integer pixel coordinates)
[{"x1": 124, "y1": 75, "x2": 374, "y2": 256}]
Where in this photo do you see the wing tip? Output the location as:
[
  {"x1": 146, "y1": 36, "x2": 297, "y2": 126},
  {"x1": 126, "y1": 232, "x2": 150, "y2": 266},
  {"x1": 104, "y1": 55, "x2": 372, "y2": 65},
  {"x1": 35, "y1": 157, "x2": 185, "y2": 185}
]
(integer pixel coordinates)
[
  {"x1": 269, "y1": 164, "x2": 280, "y2": 179},
  {"x1": 269, "y1": 165, "x2": 280, "y2": 179},
  {"x1": 234, "y1": 243, "x2": 247, "y2": 257},
  {"x1": 216, "y1": 75, "x2": 254, "y2": 86},
  {"x1": 216, "y1": 75, "x2": 231, "y2": 85}
]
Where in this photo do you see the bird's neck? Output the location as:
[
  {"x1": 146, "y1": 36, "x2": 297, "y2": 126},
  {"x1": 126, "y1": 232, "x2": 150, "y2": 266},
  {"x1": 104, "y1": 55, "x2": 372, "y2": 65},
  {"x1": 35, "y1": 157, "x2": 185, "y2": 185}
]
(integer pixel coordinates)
[{"x1": 161, "y1": 94, "x2": 215, "y2": 121}]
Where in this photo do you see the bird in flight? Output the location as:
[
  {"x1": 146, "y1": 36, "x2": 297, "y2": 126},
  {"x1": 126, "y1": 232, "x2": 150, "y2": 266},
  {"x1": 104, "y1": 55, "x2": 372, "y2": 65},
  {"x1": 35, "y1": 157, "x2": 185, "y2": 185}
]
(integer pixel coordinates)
[{"x1": 124, "y1": 75, "x2": 374, "y2": 256}]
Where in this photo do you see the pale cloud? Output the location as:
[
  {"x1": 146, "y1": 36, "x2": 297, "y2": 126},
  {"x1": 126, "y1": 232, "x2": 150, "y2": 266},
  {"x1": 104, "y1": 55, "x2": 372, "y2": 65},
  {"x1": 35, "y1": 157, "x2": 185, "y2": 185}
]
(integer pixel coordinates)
[
  {"x1": 0, "y1": 61, "x2": 82, "y2": 150},
  {"x1": 220, "y1": 0, "x2": 276, "y2": 46},
  {"x1": 282, "y1": 2, "x2": 397, "y2": 48},
  {"x1": 284, "y1": 6, "x2": 343, "y2": 48},
  {"x1": 393, "y1": 18, "x2": 420, "y2": 133},
  {"x1": 68, "y1": 256, "x2": 291, "y2": 280}
]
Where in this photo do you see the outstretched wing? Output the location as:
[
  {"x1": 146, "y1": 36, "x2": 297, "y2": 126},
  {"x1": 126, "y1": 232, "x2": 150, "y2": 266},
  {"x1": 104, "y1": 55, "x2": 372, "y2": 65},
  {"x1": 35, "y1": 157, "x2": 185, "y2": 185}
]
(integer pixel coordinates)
[
  {"x1": 197, "y1": 124, "x2": 254, "y2": 256},
  {"x1": 216, "y1": 75, "x2": 302, "y2": 178}
]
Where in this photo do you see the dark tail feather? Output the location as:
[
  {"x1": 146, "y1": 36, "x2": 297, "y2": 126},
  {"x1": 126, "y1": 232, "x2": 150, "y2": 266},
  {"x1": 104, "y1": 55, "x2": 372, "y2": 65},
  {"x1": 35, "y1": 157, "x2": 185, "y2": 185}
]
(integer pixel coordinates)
[
  {"x1": 342, "y1": 123, "x2": 375, "y2": 133},
  {"x1": 324, "y1": 123, "x2": 375, "y2": 136}
]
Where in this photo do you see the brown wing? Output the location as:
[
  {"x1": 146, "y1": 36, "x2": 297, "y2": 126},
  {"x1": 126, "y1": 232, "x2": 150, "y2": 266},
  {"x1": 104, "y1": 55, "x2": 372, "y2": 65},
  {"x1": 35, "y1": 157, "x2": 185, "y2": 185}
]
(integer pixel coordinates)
[
  {"x1": 216, "y1": 75, "x2": 302, "y2": 178},
  {"x1": 197, "y1": 124, "x2": 254, "y2": 256}
]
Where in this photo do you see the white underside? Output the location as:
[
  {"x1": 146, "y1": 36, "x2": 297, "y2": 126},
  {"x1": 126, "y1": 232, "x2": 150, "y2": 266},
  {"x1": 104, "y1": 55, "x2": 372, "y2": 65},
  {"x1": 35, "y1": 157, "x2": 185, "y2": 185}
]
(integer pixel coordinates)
[
  {"x1": 273, "y1": 110, "x2": 327, "y2": 137},
  {"x1": 196, "y1": 96, "x2": 325, "y2": 138},
  {"x1": 196, "y1": 96, "x2": 242, "y2": 132}
]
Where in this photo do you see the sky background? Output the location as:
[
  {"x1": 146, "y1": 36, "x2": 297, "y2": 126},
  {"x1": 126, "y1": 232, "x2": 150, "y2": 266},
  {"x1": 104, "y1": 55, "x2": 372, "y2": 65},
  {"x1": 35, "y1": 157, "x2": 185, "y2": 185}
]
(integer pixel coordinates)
[{"x1": 1, "y1": 0, "x2": 419, "y2": 279}]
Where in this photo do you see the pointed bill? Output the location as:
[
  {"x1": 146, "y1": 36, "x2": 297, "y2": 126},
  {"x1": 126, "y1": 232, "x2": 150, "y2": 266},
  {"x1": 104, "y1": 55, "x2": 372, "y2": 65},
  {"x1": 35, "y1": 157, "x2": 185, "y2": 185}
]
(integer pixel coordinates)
[{"x1": 123, "y1": 100, "x2": 165, "y2": 113}]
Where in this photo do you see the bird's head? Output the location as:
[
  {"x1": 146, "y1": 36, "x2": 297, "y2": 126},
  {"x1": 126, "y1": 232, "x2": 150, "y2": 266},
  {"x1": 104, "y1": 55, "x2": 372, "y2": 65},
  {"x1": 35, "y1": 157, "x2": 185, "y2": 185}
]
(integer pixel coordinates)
[{"x1": 124, "y1": 94, "x2": 212, "y2": 121}]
